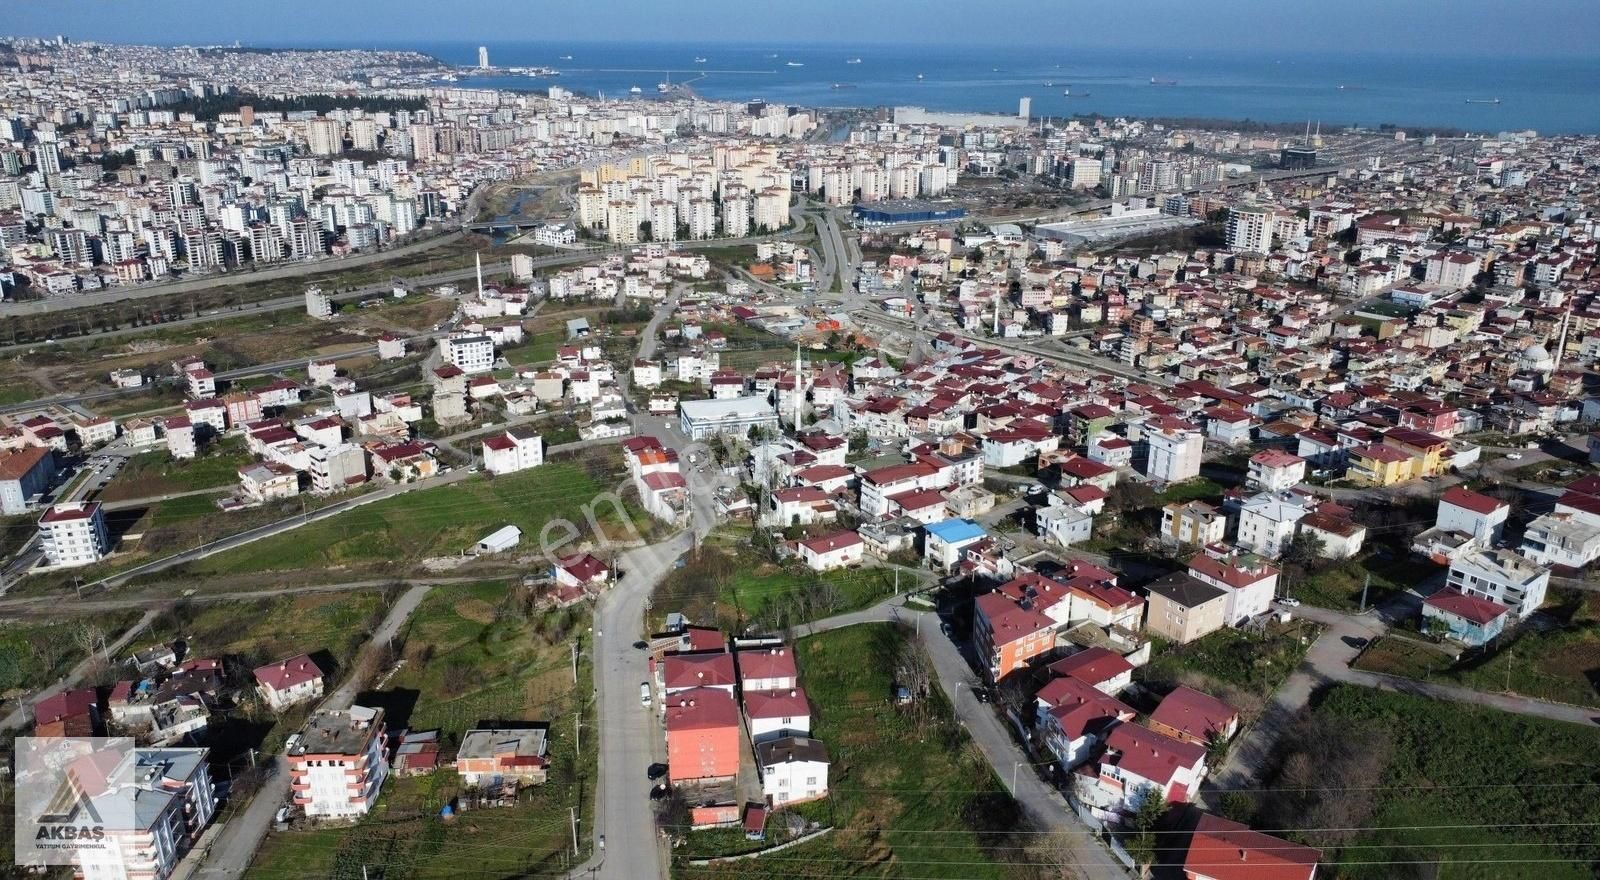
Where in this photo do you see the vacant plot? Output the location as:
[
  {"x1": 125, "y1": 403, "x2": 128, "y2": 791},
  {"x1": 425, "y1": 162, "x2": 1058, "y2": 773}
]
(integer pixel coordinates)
[
  {"x1": 1294, "y1": 553, "x2": 1439, "y2": 611},
  {"x1": 244, "y1": 582, "x2": 597, "y2": 880},
  {"x1": 1157, "y1": 477, "x2": 1225, "y2": 504},
  {"x1": 649, "y1": 528, "x2": 901, "y2": 633},
  {"x1": 1254, "y1": 685, "x2": 1600, "y2": 880},
  {"x1": 98, "y1": 438, "x2": 255, "y2": 502},
  {"x1": 1140, "y1": 619, "x2": 1320, "y2": 721},
  {"x1": 0, "y1": 611, "x2": 142, "y2": 699},
  {"x1": 679, "y1": 624, "x2": 1036, "y2": 879},
  {"x1": 137, "y1": 591, "x2": 389, "y2": 676},
  {"x1": 1356, "y1": 594, "x2": 1600, "y2": 708},
  {"x1": 185, "y1": 454, "x2": 645, "y2": 579}
]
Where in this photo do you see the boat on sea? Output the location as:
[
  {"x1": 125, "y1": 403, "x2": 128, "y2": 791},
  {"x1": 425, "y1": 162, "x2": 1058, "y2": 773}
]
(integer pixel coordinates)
[
  {"x1": 1465, "y1": 98, "x2": 1502, "y2": 104},
  {"x1": 559, "y1": 55, "x2": 572, "y2": 60},
  {"x1": 694, "y1": 57, "x2": 707, "y2": 63},
  {"x1": 1150, "y1": 77, "x2": 1178, "y2": 86},
  {"x1": 787, "y1": 61, "x2": 805, "y2": 67},
  {"x1": 846, "y1": 58, "x2": 862, "y2": 64},
  {"x1": 916, "y1": 73, "x2": 924, "y2": 80},
  {"x1": 1045, "y1": 81, "x2": 1054, "y2": 87},
  {"x1": 629, "y1": 85, "x2": 642, "y2": 95},
  {"x1": 831, "y1": 83, "x2": 857, "y2": 90}
]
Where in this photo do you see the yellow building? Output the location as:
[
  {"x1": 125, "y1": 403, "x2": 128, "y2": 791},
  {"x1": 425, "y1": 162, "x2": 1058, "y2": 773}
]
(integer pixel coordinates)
[
  {"x1": 1348, "y1": 443, "x2": 1415, "y2": 487},
  {"x1": 1143, "y1": 572, "x2": 1230, "y2": 645},
  {"x1": 1381, "y1": 428, "x2": 1450, "y2": 477}
]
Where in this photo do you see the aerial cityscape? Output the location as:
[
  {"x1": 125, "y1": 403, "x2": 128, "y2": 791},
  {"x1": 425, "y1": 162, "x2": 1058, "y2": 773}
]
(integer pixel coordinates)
[{"x1": 3, "y1": 2, "x2": 1600, "y2": 879}]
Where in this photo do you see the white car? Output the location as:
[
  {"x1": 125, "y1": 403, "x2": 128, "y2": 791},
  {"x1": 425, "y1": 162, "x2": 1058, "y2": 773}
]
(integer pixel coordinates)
[
  {"x1": 640, "y1": 682, "x2": 651, "y2": 707},
  {"x1": 1278, "y1": 597, "x2": 1301, "y2": 608},
  {"x1": 1504, "y1": 453, "x2": 1523, "y2": 461}
]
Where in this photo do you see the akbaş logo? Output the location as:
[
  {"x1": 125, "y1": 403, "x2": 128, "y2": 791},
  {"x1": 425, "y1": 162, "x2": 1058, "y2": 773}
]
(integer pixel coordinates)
[
  {"x1": 36, "y1": 777, "x2": 107, "y2": 842},
  {"x1": 15, "y1": 736, "x2": 131, "y2": 865}
]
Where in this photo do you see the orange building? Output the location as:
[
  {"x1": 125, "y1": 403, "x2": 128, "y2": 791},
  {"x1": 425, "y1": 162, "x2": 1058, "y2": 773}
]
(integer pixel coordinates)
[
  {"x1": 973, "y1": 592, "x2": 1057, "y2": 682},
  {"x1": 664, "y1": 687, "x2": 741, "y2": 783}
]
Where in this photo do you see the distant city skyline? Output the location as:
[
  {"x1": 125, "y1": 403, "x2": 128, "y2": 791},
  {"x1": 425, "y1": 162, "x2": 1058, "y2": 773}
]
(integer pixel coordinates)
[{"x1": 7, "y1": 0, "x2": 1600, "y2": 58}]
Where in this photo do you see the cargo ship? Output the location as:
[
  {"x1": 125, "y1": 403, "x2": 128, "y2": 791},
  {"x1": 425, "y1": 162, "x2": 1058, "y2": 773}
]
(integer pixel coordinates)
[
  {"x1": 846, "y1": 57, "x2": 862, "y2": 64},
  {"x1": 1151, "y1": 77, "x2": 1178, "y2": 86},
  {"x1": 1465, "y1": 98, "x2": 1501, "y2": 104}
]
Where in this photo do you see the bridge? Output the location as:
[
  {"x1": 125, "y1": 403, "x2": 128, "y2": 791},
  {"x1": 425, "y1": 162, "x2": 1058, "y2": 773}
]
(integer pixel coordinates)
[{"x1": 464, "y1": 216, "x2": 547, "y2": 234}]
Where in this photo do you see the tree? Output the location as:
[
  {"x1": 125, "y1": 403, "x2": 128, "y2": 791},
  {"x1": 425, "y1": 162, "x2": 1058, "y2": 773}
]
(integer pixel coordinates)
[
  {"x1": 638, "y1": 220, "x2": 653, "y2": 242},
  {"x1": 1121, "y1": 790, "x2": 1168, "y2": 868},
  {"x1": 1282, "y1": 531, "x2": 1325, "y2": 569}
]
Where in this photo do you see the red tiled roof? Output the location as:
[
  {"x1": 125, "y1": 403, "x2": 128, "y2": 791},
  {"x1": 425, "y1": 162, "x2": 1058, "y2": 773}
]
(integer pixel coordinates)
[
  {"x1": 664, "y1": 687, "x2": 740, "y2": 731},
  {"x1": 798, "y1": 530, "x2": 862, "y2": 554},
  {"x1": 742, "y1": 688, "x2": 809, "y2": 720},
  {"x1": 1047, "y1": 647, "x2": 1132, "y2": 688},
  {"x1": 1424, "y1": 588, "x2": 1509, "y2": 626},
  {"x1": 1102, "y1": 722, "x2": 1205, "y2": 788},
  {"x1": 1440, "y1": 486, "x2": 1506, "y2": 516},
  {"x1": 1184, "y1": 813, "x2": 1320, "y2": 880},
  {"x1": 737, "y1": 646, "x2": 798, "y2": 684},
  {"x1": 1036, "y1": 675, "x2": 1135, "y2": 739},
  {"x1": 254, "y1": 654, "x2": 324, "y2": 692},
  {"x1": 662, "y1": 653, "x2": 736, "y2": 690},
  {"x1": 1149, "y1": 686, "x2": 1238, "y2": 743}
]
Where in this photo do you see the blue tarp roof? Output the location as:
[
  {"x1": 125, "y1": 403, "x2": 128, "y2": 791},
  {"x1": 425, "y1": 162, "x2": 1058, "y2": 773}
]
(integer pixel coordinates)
[{"x1": 925, "y1": 518, "x2": 985, "y2": 544}]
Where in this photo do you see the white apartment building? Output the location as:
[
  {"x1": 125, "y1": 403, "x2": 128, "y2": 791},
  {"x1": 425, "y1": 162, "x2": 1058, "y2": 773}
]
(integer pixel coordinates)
[
  {"x1": 1446, "y1": 549, "x2": 1550, "y2": 620},
  {"x1": 74, "y1": 748, "x2": 216, "y2": 880},
  {"x1": 1236, "y1": 491, "x2": 1315, "y2": 558},
  {"x1": 38, "y1": 501, "x2": 109, "y2": 568},
  {"x1": 1226, "y1": 204, "x2": 1272, "y2": 253},
  {"x1": 482, "y1": 426, "x2": 544, "y2": 475},
  {"x1": 439, "y1": 334, "x2": 495, "y2": 375},
  {"x1": 286, "y1": 706, "x2": 389, "y2": 819},
  {"x1": 1143, "y1": 422, "x2": 1203, "y2": 484},
  {"x1": 307, "y1": 443, "x2": 368, "y2": 493},
  {"x1": 1520, "y1": 512, "x2": 1600, "y2": 569}
]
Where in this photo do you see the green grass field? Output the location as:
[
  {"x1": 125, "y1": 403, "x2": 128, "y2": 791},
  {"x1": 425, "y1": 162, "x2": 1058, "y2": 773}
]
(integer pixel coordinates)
[
  {"x1": 244, "y1": 582, "x2": 598, "y2": 880},
  {"x1": 649, "y1": 528, "x2": 901, "y2": 632},
  {"x1": 186, "y1": 456, "x2": 643, "y2": 577},
  {"x1": 1293, "y1": 553, "x2": 1439, "y2": 611},
  {"x1": 1140, "y1": 619, "x2": 1319, "y2": 719},
  {"x1": 1157, "y1": 477, "x2": 1225, "y2": 504},
  {"x1": 99, "y1": 437, "x2": 255, "y2": 502},
  {"x1": 678, "y1": 624, "x2": 1034, "y2": 879},
  {"x1": 0, "y1": 611, "x2": 142, "y2": 697},
  {"x1": 1275, "y1": 685, "x2": 1600, "y2": 880},
  {"x1": 137, "y1": 591, "x2": 387, "y2": 674}
]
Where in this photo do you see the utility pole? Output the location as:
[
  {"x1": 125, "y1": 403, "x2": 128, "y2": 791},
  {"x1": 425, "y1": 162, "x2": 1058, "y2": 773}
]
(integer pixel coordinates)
[
  {"x1": 575, "y1": 714, "x2": 581, "y2": 757},
  {"x1": 894, "y1": 568, "x2": 900, "y2": 597},
  {"x1": 571, "y1": 641, "x2": 579, "y2": 684},
  {"x1": 569, "y1": 806, "x2": 579, "y2": 854},
  {"x1": 1359, "y1": 572, "x2": 1371, "y2": 612}
]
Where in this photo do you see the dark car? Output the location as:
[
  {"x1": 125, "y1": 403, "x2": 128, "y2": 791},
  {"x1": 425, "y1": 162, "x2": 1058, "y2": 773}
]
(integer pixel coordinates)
[
  {"x1": 646, "y1": 762, "x2": 668, "y2": 780},
  {"x1": 649, "y1": 782, "x2": 671, "y2": 800}
]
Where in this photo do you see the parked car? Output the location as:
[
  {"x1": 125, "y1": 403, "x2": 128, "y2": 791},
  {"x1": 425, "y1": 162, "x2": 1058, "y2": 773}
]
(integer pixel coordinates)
[{"x1": 640, "y1": 682, "x2": 652, "y2": 707}]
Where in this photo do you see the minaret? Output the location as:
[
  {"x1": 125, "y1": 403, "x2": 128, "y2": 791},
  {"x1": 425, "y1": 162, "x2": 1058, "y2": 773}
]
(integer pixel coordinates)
[
  {"x1": 793, "y1": 343, "x2": 803, "y2": 427},
  {"x1": 475, "y1": 252, "x2": 483, "y2": 298},
  {"x1": 992, "y1": 295, "x2": 1000, "y2": 336}
]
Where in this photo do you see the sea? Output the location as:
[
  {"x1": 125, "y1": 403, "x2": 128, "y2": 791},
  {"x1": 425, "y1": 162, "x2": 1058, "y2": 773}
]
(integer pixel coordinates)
[{"x1": 355, "y1": 40, "x2": 1600, "y2": 135}]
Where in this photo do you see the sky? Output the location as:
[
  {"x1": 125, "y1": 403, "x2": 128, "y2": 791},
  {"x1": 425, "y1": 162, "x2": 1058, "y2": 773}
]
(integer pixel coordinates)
[{"x1": 7, "y1": 0, "x2": 1600, "y2": 57}]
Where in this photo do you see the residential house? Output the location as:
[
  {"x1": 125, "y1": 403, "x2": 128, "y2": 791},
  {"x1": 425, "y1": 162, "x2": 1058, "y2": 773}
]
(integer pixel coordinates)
[
  {"x1": 1159, "y1": 501, "x2": 1226, "y2": 548},
  {"x1": 254, "y1": 654, "x2": 326, "y2": 711},
  {"x1": 1075, "y1": 721, "x2": 1207, "y2": 817},
  {"x1": 1422, "y1": 587, "x2": 1511, "y2": 646},
  {"x1": 664, "y1": 687, "x2": 742, "y2": 783},
  {"x1": 1182, "y1": 813, "x2": 1320, "y2": 880},
  {"x1": 757, "y1": 736, "x2": 830, "y2": 806},
  {"x1": 1446, "y1": 548, "x2": 1550, "y2": 620},
  {"x1": 1246, "y1": 449, "x2": 1306, "y2": 492},
  {"x1": 1142, "y1": 572, "x2": 1230, "y2": 644},
  {"x1": 797, "y1": 530, "x2": 864, "y2": 571},
  {"x1": 286, "y1": 706, "x2": 389, "y2": 818},
  {"x1": 1236, "y1": 492, "x2": 1314, "y2": 558},
  {"x1": 1187, "y1": 553, "x2": 1279, "y2": 625},
  {"x1": 1147, "y1": 686, "x2": 1239, "y2": 746},
  {"x1": 1034, "y1": 674, "x2": 1136, "y2": 770},
  {"x1": 743, "y1": 688, "x2": 811, "y2": 744},
  {"x1": 924, "y1": 518, "x2": 987, "y2": 572},
  {"x1": 973, "y1": 591, "x2": 1056, "y2": 682},
  {"x1": 455, "y1": 728, "x2": 550, "y2": 786},
  {"x1": 1047, "y1": 647, "x2": 1133, "y2": 695}
]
